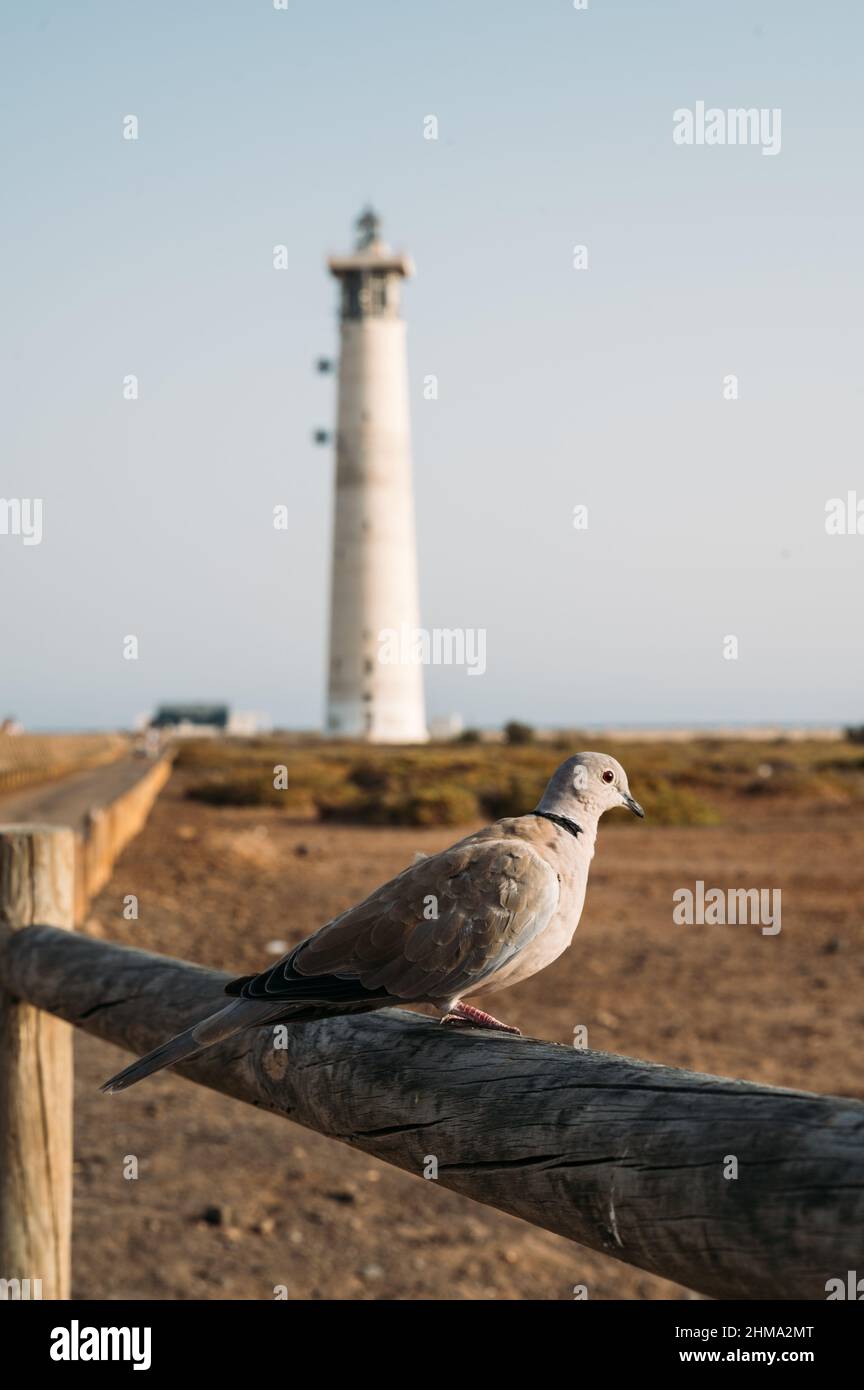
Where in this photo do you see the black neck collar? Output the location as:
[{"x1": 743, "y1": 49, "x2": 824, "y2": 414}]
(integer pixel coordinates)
[{"x1": 530, "y1": 810, "x2": 583, "y2": 840}]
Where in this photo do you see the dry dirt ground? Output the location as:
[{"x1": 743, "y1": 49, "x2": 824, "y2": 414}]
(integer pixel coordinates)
[{"x1": 69, "y1": 773, "x2": 863, "y2": 1300}]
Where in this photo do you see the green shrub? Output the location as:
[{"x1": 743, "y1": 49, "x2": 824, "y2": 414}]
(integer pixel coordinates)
[
  {"x1": 503, "y1": 720, "x2": 535, "y2": 746},
  {"x1": 185, "y1": 776, "x2": 289, "y2": 808},
  {"x1": 742, "y1": 767, "x2": 849, "y2": 801},
  {"x1": 479, "y1": 775, "x2": 545, "y2": 820},
  {"x1": 347, "y1": 760, "x2": 392, "y2": 792},
  {"x1": 402, "y1": 786, "x2": 480, "y2": 826},
  {"x1": 317, "y1": 783, "x2": 479, "y2": 827},
  {"x1": 610, "y1": 775, "x2": 721, "y2": 826}
]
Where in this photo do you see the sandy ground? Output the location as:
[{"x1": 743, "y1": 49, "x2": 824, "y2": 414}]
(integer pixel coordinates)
[{"x1": 67, "y1": 773, "x2": 863, "y2": 1300}]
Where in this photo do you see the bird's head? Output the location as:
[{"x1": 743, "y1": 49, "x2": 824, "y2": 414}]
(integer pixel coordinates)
[{"x1": 537, "y1": 752, "x2": 645, "y2": 823}]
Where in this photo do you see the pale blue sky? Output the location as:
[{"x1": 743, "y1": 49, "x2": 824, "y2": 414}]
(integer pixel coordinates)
[{"x1": 2, "y1": 1, "x2": 862, "y2": 729}]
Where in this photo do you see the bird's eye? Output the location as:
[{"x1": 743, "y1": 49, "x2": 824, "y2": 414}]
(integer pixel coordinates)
[{"x1": 602, "y1": 770, "x2": 615, "y2": 784}]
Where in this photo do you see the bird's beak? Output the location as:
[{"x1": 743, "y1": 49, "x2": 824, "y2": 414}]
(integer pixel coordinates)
[{"x1": 623, "y1": 793, "x2": 645, "y2": 818}]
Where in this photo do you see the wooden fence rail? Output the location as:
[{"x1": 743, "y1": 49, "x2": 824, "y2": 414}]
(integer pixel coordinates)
[
  {"x1": 75, "y1": 753, "x2": 172, "y2": 921},
  {"x1": 3, "y1": 919, "x2": 863, "y2": 1301}
]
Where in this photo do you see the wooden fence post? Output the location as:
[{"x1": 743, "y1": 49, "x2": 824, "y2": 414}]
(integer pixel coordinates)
[{"x1": 0, "y1": 825, "x2": 75, "y2": 1300}]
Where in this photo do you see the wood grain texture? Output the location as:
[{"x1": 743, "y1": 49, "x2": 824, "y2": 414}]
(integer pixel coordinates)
[
  {"x1": 0, "y1": 830, "x2": 75, "y2": 1300},
  {"x1": 4, "y1": 924, "x2": 864, "y2": 1301}
]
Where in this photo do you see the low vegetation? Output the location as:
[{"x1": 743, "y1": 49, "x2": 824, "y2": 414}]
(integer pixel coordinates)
[
  {"x1": 0, "y1": 733, "x2": 128, "y2": 794},
  {"x1": 176, "y1": 733, "x2": 864, "y2": 828}
]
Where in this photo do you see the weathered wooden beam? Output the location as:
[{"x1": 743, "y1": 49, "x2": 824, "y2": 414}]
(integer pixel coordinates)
[
  {"x1": 4, "y1": 924, "x2": 863, "y2": 1301},
  {"x1": 77, "y1": 753, "x2": 173, "y2": 918},
  {"x1": 0, "y1": 753, "x2": 173, "y2": 924},
  {"x1": 0, "y1": 831, "x2": 75, "y2": 1301}
]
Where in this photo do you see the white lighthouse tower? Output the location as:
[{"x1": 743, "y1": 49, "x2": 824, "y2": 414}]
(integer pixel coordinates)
[{"x1": 324, "y1": 209, "x2": 428, "y2": 743}]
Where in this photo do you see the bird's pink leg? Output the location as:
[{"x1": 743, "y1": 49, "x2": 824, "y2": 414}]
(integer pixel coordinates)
[{"x1": 440, "y1": 1001, "x2": 521, "y2": 1036}]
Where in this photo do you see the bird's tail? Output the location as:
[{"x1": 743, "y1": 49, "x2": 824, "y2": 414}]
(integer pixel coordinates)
[{"x1": 100, "y1": 998, "x2": 284, "y2": 1094}]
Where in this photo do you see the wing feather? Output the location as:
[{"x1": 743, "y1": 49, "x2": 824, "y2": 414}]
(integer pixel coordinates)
[{"x1": 232, "y1": 836, "x2": 559, "y2": 1007}]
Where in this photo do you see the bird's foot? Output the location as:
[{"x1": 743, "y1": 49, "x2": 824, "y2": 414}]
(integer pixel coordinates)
[{"x1": 440, "y1": 1002, "x2": 521, "y2": 1035}]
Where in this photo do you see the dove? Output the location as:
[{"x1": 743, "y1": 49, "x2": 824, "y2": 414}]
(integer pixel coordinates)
[{"x1": 101, "y1": 752, "x2": 643, "y2": 1093}]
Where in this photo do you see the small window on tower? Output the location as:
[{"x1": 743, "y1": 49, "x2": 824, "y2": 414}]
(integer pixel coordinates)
[
  {"x1": 342, "y1": 276, "x2": 362, "y2": 318},
  {"x1": 370, "y1": 277, "x2": 387, "y2": 313}
]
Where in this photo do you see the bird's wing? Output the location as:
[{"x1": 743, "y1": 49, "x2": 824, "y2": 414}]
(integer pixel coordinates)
[{"x1": 233, "y1": 836, "x2": 560, "y2": 1006}]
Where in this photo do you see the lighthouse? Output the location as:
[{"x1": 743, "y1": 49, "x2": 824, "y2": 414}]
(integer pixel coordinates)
[{"x1": 324, "y1": 209, "x2": 428, "y2": 743}]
